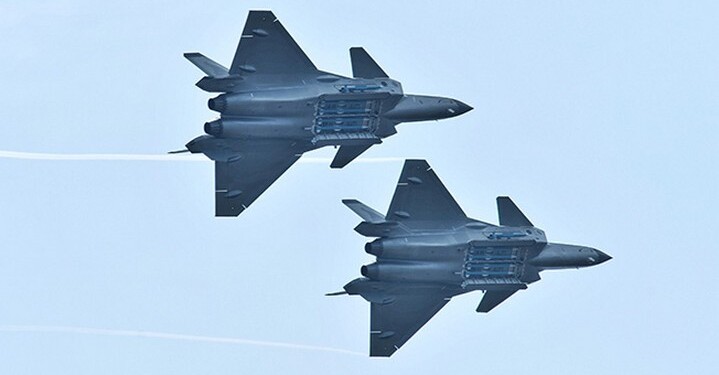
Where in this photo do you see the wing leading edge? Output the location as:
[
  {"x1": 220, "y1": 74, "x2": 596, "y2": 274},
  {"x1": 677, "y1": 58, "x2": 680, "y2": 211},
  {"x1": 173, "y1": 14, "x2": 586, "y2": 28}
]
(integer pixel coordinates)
[
  {"x1": 386, "y1": 159, "x2": 467, "y2": 229},
  {"x1": 370, "y1": 284, "x2": 451, "y2": 357},
  {"x1": 215, "y1": 140, "x2": 306, "y2": 216},
  {"x1": 186, "y1": 136, "x2": 306, "y2": 216},
  {"x1": 229, "y1": 10, "x2": 317, "y2": 78}
]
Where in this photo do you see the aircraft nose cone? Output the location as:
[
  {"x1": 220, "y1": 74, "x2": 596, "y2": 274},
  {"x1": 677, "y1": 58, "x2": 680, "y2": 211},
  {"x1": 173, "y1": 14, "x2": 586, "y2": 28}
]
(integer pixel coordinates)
[
  {"x1": 456, "y1": 100, "x2": 473, "y2": 115},
  {"x1": 595, "y1": 250, "x2": 612, "y2": 264}
]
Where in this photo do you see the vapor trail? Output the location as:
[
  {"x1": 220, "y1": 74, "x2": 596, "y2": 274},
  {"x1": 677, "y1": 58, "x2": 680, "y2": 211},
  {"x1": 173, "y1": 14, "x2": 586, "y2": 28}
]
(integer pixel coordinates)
[
  {"x1": 0, "y1": 150, "x2": 407, "y2": 164},
  {"x1": 0, "y1": 325, "x2": 364, "y2": 356},
  {"x1": 0, "y1": 150, "x2": 207, "y2": 161}
]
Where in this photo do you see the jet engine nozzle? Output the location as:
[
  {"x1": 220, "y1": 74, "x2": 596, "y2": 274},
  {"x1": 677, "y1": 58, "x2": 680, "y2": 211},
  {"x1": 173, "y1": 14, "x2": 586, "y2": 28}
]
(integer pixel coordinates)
[
  {"x1": 208, "y1": 95, "x2": 227, "y2": 113},
  {"x1": 365, "y1": 240, "x2": 384, "y2": 256},
  {"x1": 360, "y1": 263, "x2": 379, "y2": 280},
  {"x1": 204, "y1": 120, "x2": 223, "y2": 136}
]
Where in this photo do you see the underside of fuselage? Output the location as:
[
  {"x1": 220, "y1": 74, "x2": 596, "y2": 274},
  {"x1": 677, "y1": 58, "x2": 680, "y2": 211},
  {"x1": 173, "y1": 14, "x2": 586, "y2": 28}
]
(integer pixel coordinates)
[
  {"x1": 334, "y1": 160, "x2": 610, "y2": 357},
  {"x1": 182, "y1": 10, "x2": 472, "y2": 217}
]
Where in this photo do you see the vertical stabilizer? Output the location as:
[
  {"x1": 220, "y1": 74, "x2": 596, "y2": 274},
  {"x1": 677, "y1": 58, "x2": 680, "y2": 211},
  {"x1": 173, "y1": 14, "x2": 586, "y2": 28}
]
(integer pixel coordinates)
[
  {"x1": 330, "y1": 144, "x2": 375, "y2": 169},
  {"x1": 342, "y1": 199, "x2": 385, "y2": 223},
  {"x1": 476, "y1": 290, "x2": 519, "y2": 313},
  {"x1": 497, "y1": 197, "x2": 533, "y2": 227},
  {"x1": 350, "y1": 47, "x2": 388, "y2": 78},
  {"x1": 184, "y1": 53, "x2": 229, "y2": 78}
]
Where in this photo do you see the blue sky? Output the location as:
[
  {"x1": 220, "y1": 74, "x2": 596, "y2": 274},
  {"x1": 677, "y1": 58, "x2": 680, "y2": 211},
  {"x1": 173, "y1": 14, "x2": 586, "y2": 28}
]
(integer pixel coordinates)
[{"x1": 0, "y1": 1, "x2": 717, "y2": 373}]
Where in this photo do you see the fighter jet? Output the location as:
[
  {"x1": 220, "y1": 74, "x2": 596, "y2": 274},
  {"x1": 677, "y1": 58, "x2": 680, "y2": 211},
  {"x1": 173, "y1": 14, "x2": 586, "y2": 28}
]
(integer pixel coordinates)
[
  {"x1": 330, "y1": 159, "x2": 611, "y2": 357},
  {"x1": 179, "y1": 11, "x2": 472, "y2": 216}
]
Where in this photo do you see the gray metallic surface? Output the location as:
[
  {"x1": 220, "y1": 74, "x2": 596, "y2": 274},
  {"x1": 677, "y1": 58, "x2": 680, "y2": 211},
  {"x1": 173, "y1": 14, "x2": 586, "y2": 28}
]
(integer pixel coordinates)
[
  {"x1": 182, "y1": 11, "x2": 472, "y2": 217},
  {"x1": 334, "y1": 159, "x2": 611, "y2": 357}
]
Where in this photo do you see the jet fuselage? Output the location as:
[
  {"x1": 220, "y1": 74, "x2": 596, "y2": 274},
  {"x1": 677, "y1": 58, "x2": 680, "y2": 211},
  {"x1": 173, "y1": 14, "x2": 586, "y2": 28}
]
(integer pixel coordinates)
[
  {"x1": 182, "y1": 11, "x2": 473, "y2": 216},
  {"x1": 336, "y1": 159, "x2": 611, "y2": 357},
  {"x1": 356, "y1": 224, "x2": 609, "y2": 290},
  {"x1": 199, "y1": 74, "x2": 470, "y2": 145}
]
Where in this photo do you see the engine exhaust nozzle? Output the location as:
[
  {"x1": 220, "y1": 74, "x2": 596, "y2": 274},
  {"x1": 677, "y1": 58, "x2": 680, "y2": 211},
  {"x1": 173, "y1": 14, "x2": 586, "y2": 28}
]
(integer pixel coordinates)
[
  {"x1": 204, "y1": 119, "x2": 223, "y2": 136},
  {"x1": 208, "y1": 95, "x2": 227, "y2": 113}
]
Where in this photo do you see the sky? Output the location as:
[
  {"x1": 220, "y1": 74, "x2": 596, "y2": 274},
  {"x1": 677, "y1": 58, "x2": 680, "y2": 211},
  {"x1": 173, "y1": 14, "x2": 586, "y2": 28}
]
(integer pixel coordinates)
[{"x1": 0, "y1": 0, "x2": 717, "y2": 373}]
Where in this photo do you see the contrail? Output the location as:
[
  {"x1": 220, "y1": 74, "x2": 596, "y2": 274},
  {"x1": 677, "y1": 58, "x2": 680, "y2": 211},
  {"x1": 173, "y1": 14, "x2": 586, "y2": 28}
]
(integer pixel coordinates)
[
  {"x1": 0, "y1": 150, "x2": 207, "y2": 161},
  {"x1": 0, "y1": 325, "x2": 364, "y2": 357},
  {"x1": 0, "y1": 150, "x2": 407, "y2": 164}
]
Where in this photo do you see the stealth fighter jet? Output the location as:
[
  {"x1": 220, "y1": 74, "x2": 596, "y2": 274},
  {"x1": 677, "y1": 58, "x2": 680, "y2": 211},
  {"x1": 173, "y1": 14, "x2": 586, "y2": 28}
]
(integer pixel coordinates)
[
  {"x1": 180, "y1": 11, "x2": 472, "y2": 216},
  {"x1": 331, "y1": 159, "x2": 611, "y2": 357}
]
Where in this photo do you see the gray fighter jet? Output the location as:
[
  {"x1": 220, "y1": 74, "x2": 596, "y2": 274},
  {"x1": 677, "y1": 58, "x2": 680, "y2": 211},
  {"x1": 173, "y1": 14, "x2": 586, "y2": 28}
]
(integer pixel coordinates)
[
  {"x1": 179, "y1": 11, "x2": 472, "y2": 216},
  {"x1": 330, "y1": 159, "x2": 611, "y2": 357}
]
